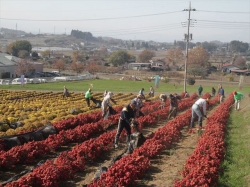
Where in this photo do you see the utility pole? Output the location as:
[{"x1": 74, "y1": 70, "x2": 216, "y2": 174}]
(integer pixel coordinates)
[
  {"x1": 16, "y1": 23, "x2": 17, "y2": 39},
  {"x1": 183, "y1": 2, "x2": 195, "y2": 92}
]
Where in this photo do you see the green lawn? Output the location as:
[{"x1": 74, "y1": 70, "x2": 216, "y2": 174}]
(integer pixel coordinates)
[
  {"x1": 0, "y1": 79, "x2": 249, "y2": 95},
  {"x1": 218, "y1": 100, "x2": 250, "y2": 187}
]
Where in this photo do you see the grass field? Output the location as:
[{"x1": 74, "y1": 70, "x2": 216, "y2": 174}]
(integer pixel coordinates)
[
  {"x1": 218, "y1": 98, "x2": 250, "y2": 187},
  {"x1": 0, "y1": 79, "x2": 249, "y2": 95}
]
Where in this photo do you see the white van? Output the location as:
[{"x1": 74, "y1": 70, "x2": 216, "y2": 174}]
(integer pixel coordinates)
[{"x1": 11, "y1": 78, "x2": 31, "y2": 85}]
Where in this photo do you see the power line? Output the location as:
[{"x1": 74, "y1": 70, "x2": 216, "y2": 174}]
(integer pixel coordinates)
[
  {"x1": 197, "y1": 10, "x2": 250, "y2": 14},
  {"x1": 195, "y1": 19, "x2": 250, "y2": 24},
  {"x1": 0, "y1": 10, "x2": 182, "y2": 22}
]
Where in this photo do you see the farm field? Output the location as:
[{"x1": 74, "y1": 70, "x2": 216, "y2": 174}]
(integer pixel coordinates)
[
  {"x1": 0, "y1": 88, "x2": 249, "y2": 187},
  {"x1": 0, "y1": 79, "x2": 249, "y2": 95}
]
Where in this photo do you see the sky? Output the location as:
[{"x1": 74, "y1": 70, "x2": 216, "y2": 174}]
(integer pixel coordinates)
[{"x1": 0, "y1": 0, "x2": 249, "y2": 43}]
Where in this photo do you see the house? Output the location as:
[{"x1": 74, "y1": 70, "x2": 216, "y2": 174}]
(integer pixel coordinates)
[
  {"x1": 221, "y1": 62, "x2": 249, "y2": 75},
  {"x1": 0, "y1": 52, "x2": 18, "y2": 78},
  {"x1": 0, "y1": 52, "x2": 44, "y2": 79},
  {"x1": 221, "y1": 63, "x2": 240, "y2": 72}
]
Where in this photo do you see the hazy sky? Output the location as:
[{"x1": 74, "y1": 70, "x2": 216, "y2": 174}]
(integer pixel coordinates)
[{"x1": 0, "y1": 0, "x2": 249, "y2": 43}]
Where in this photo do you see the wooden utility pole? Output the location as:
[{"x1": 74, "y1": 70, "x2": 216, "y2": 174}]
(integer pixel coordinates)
[{"x1": 183, "y1": 2, "x2": 195, "y2": 92}]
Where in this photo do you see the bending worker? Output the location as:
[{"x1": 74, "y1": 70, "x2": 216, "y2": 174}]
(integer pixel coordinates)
[
  {"x1": 114, "y1": 100, "x2": 136, "y2": 149},
  {"x1": 190, "y1": 98, "x2": 209, "y2": 129}
]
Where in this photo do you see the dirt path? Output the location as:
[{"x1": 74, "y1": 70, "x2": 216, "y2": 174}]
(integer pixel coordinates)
[{"x1": 133, "y1": 104, "x2": 219, "y2": 187}]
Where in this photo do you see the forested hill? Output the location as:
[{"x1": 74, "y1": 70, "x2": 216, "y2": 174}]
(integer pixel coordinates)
[{"x1": 70, "y1": 30, "x2": 96, "y2": 41}]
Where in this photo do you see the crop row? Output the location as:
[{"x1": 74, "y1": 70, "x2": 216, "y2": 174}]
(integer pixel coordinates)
[
  {"x1": 2, "y1": 93, "x2": 193, "y2": 186},
  {"x1": 0, "y1": 90, "x2": 142, "y2": 136},
  {"x1": 87, "y1": 93, "x2": 217, "y2": 186},
  {"x1": 174, "y1": 94, "x2": 234, "y2": 187},
  {"x1": 0, "y1": 93, "x2": 178, "y2": 167}
]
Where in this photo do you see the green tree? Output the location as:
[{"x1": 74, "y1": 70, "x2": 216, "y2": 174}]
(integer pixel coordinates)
[
  {"x1": 18, "y1": 50, "x2": 29, "y2": 58},
  {"x1": 7, "y1": 40, "x2": 32, "y2": 57},
  {"x1": 138, "y1": 49, "x2": 155, "y2": 63},
  {"x1": 229, "y1": 40, "x2": 249, "y2": 53},
  {"x1": 108, "y1": 50, "x2": 132, "y2": 66}
]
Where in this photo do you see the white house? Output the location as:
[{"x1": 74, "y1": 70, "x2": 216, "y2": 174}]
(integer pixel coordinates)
[{"x1": 0, "y1": 53, "x2": 19, "y2": 78}]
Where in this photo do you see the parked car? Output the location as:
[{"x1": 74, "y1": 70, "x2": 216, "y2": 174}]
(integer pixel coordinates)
[
  {"x1": 0, "y1": 79, "x2": 10, "y2": 85},
  {"x1": 11, "y1": 78, "x2": 31, "y2": 85}
]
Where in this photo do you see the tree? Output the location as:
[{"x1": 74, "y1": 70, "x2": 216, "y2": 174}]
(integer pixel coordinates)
[
  {"x1": 54, "y1": 59, "x2": 66, "y2": 72},
  {"x1": 15, "y1": 60, "x2": 35, "y2": 76},
  {"x1": 71, "y1": 62, "x2": 85, "y2": 74},
  {"x1": 187, "y1": 46, "x2": 210, "y2": 79},
  {"x1": 107, "y1": 50, "x2": 132, "y2": 66},
  {"x1": 165, "y1": 47, "x2": 184, "y2": 66},
  {"x1": 201, "y1": 42, "x2": 218, "y2": 52},
  {"x1": 31, "y1": 51, "x2": 39, "y2": 60},
  {"x1": 72, "y1": 51, "x2": 80, "y2": 62},
  {"x1": 138, "y1": 50, "x2": 155, "y2": 63},
  {"x1": 187, "y1": 64, "x2": 208, "y2": 78},
  {"x1": 229, "y1": 40, "x2": 249, "y2": 53},
  {"x1": 234, "y1": 56, "x2": 246, "y2": 69},
  {"x1": 6, "y1": 40, "x2": 32, "y2": 57},
  {"x1": 188, "y1": 46, "x2": 210, "y2": 67},
  {"x1": 87, "y1": 62, "x2": 99, "y2": 74},
  {"x1": 41, "y1": 50, "x2": 50, "y2": 57},
  {"x1": 18, "y1": 50, "x2": 29, "y2": 58}
]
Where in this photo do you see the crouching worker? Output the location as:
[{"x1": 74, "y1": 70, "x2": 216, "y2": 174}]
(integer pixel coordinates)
[
  {"x1": 114, "y1": 100, "x2": 136, "y2": 149},
  {"x1": 190, "y1": 98, "x2": 209, "y2": 129},
  {"x1": 63, "y1": 86, "x2": 70, "y2": 98},
  {"x1": 168, "y1": 93, "x2": 181, "y2": 119},
  {"x1": 101, "y1": 92, "x2": 116, "y2": 120},
  {"x1": 94, "y1": 118, "x2": 146, "y2": 181},
  {"x1": 159, "y1": 94, "x2": 167, "y2": 109},
  {"x1": 132, "y1": 94, "x2": 144, "y2": 118}
]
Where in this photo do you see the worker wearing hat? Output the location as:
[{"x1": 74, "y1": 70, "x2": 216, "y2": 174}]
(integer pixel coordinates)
[
  {"x1": 190, "y1": 97, "x2": 209, "y2": 129},
  {"x1": 233, "y1": 91, "x2": 243, "y2": 110},
  {"x1": 114, "y1": 100, "x2": 136, "y2": 149}
]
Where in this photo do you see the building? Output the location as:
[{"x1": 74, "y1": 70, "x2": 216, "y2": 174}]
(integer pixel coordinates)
[
  {"x1": 0, "y1": 52, "x2": 44, "y2": 79},
  {"x1": 127, "y1": 63, "x2": 151, "y2": 70},
  {"x1": 221, "y1": 63, "x2": 249, "y2": 75},
  {"x1": 0, "y1": 53, "x2": 18, "y2": 78}
]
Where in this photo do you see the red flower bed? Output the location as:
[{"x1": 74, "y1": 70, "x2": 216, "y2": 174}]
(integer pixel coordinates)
[{"x1": 174, "y1": 94, "x2": 234, "y2": 187}]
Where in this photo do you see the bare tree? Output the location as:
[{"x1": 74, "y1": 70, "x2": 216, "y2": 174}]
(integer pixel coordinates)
[
  {"x1": 71, "y1": 61, "x2": 85, "y2": 74},
  {"x1": 54, "y1": 59, "x2": 66, "y2": 73},
  {"x1": 234, "y1": 56, "x2": 246, "y2": 69},
  {"x1": 138, "y1": 49, "x2": 155, "y2": 63},
  {"x1": 188, "y1": 46, "x2": 210, "y2": 67},
  {"x1": 165, "y1": 47, "x2": 184, "y2": 66},
  {"x1": 15, "y1": 60, "x2": 35, "y2": 76}
]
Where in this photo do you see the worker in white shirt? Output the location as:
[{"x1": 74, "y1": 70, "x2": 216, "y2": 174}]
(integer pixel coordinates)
[{"x1": 190, "y1": 98, "x2": 209, "y2": 129}]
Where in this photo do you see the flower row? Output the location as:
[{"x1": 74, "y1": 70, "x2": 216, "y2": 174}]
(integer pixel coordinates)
[
  {"x1": 174, "y1": 94, "x2": 234, "y2": 187},
  {"x1": 3, "y1": 93, "x2": 195, "y2": 186}
]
